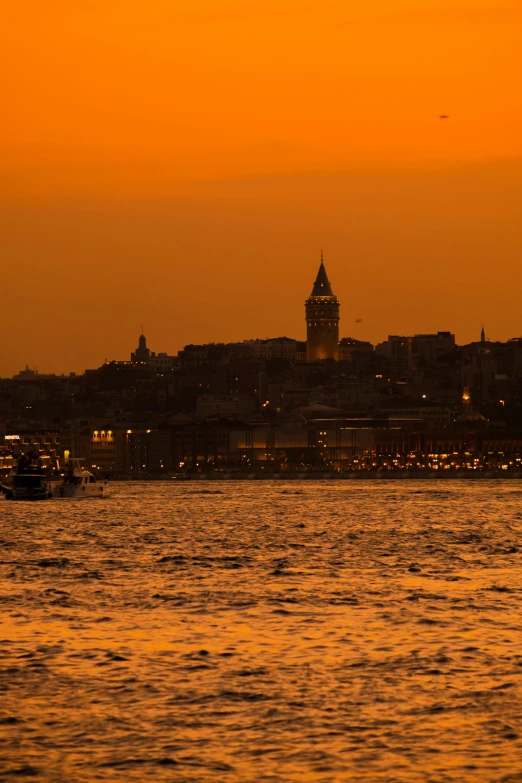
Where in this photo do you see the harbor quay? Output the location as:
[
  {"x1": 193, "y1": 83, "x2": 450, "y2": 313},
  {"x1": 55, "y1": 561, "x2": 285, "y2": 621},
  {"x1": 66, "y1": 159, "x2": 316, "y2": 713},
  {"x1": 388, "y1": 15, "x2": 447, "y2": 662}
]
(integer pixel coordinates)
[{"x1": 169, "y1": 470, "x2": 521, "y2": 481}]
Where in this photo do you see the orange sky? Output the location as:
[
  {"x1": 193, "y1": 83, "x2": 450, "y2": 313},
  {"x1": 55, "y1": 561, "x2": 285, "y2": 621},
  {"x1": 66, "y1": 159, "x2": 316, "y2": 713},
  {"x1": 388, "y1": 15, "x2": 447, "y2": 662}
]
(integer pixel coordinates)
[{"x1": 2, "y1": 0, "x2": 522, "y2": 375}]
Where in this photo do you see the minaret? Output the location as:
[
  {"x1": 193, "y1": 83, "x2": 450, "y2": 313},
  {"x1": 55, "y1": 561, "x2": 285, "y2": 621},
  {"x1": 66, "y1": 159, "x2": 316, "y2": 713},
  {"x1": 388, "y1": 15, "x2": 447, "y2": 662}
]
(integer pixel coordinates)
[
  {"x1": 480, "y1": 325, "x2": 485, "y2": 343},
  {"x1": 305, "y1": 253, "x2": 340, "y2": 361},
  {"x1": 462, "y1": 386, "x2": 471, "y2": 414}
]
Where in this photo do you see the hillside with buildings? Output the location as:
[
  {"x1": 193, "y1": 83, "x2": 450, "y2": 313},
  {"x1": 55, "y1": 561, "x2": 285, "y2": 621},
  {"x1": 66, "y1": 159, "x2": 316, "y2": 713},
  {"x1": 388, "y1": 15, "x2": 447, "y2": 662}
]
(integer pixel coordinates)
[{"x1": 2, "y1": 263, "x2": 522, "y2": 476}]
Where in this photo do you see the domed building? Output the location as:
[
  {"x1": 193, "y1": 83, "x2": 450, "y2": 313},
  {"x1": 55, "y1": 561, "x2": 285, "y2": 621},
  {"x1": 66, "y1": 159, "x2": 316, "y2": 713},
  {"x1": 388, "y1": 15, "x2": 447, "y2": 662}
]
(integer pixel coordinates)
[
  {"x1": 456, "y1": 387, "x2": 487, "y2": 423},
  {"x1": 131, "y1": 332, "x2": 151, "y2": 363}
]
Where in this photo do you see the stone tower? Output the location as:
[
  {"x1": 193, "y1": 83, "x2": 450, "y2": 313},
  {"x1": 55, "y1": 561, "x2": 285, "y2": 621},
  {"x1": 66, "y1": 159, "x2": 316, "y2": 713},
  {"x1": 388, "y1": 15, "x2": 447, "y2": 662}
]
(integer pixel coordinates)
[{"x1": 305, "y1": 255, "x2": 340, "y2": 361}]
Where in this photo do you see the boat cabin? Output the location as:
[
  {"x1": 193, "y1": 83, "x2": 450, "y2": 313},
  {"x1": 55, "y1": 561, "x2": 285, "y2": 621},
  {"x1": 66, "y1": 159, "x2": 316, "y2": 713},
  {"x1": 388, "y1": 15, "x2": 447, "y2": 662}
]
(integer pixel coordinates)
[
  {"x1": 63, "y1": 458, "x2": 97, "y2": 484},
  {"x1": 13, "y1": 472, "x2": 46, "y2": 489}
]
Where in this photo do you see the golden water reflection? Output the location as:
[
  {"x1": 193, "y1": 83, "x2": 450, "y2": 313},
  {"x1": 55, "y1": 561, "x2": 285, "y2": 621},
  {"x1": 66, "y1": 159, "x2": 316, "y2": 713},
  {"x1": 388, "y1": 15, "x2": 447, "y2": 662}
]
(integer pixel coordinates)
[{"x1": 1, "y1": 481, "x2": 522, "y2": 781}]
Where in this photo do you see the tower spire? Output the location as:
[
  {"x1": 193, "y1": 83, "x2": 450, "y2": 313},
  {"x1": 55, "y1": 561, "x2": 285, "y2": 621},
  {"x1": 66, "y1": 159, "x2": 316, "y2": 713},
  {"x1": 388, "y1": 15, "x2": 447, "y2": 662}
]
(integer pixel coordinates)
[
  {"x1": 480, "y1": 324, "x2": 485, "y2": 343},
  {"x1": 311, "y1": 254, "x2": 334, "y2": 297}
]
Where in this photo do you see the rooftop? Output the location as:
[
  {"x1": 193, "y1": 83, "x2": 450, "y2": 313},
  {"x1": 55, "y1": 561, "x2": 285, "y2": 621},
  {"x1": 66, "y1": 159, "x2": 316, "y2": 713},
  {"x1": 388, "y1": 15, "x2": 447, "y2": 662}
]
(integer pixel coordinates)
[{"x1": 310, "y1": 259, "x2": 335, "y2": 297}]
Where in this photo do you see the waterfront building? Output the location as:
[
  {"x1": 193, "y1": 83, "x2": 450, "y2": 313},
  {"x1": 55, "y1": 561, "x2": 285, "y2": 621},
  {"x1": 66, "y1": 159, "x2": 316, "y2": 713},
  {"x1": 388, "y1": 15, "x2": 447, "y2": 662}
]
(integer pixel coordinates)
[
  {"x1": 0, "y1": 426, "x2": 68, "y2": 470},
  {"x1": 71, "y1": 419, "x2": 128, "y2": 474}
]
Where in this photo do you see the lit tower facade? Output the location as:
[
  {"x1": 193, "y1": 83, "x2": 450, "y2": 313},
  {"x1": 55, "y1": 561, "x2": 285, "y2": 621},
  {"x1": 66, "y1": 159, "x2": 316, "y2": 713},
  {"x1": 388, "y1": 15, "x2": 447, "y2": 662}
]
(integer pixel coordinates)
[{"x1": 305, "y1": 255, "x2": 340, "y2": 361}]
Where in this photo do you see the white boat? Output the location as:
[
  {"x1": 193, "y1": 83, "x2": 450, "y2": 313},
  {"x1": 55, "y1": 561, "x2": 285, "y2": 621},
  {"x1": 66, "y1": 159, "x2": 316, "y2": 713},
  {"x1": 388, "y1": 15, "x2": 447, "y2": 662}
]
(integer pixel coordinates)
[{"x1": 52, "y1": 459, "x2": 108, "y2": 499}]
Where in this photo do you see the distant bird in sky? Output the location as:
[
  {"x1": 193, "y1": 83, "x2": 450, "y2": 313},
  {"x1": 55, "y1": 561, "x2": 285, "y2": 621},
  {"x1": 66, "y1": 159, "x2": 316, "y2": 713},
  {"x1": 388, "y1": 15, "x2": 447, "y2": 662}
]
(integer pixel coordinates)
[
  {"x1": 439, "y1": 115, "x2": 450, "y2": 119},
  {"x1": 355, "y1": 318, "x2": 362, "y2": 323}
]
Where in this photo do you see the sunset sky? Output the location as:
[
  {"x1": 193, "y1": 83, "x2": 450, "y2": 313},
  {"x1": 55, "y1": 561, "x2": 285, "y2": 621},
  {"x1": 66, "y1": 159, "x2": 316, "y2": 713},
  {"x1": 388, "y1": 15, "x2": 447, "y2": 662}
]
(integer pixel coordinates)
[{"x1": 3, "y1": 0, "x2": 522, "y2": 375}]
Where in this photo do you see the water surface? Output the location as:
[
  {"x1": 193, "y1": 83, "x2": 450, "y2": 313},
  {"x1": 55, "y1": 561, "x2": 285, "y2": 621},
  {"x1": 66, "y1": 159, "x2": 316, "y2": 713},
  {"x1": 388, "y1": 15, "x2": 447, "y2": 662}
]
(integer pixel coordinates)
[{"x1": 1, "y1": 481, "x2": 522, "y2": 781}]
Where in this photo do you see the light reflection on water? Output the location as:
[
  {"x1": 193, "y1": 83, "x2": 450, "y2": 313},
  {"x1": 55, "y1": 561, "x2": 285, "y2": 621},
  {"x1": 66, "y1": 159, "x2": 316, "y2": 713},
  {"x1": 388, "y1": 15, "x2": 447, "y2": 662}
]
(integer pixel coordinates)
[{"x1": 1, "y1": 481, "x2": 522, "y2": 781}]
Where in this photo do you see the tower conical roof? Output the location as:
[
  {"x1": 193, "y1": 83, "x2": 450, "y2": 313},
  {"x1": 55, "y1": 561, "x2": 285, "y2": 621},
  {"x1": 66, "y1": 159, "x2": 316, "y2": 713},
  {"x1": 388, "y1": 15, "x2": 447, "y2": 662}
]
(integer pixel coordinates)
[{"x1": 311, "y1": 258, "x2": 335, "y2": 297}]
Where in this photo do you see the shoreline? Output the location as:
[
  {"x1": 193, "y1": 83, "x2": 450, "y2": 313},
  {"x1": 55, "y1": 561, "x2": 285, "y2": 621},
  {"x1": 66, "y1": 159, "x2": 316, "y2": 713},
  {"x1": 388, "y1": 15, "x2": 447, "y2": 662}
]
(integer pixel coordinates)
[{"x1": 122, "y1": 471, "x2": 522, "y2": 481}]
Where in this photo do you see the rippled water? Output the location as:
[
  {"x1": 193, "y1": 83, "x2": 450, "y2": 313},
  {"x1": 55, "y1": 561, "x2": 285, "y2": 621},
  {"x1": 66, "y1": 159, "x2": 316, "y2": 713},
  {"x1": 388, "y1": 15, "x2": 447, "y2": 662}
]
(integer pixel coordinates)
[{"x1": 1, "y1": 481, "x2": 522, "y2": 782}]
